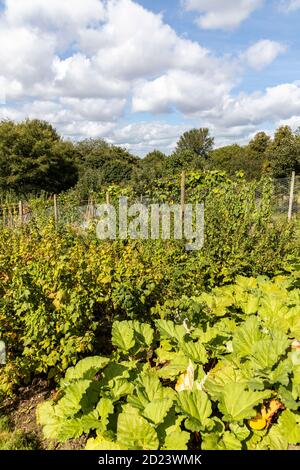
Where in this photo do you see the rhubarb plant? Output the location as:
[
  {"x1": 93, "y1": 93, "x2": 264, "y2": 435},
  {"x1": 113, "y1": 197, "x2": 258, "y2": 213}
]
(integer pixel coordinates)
[{"x1": 37, "y1": 275, "x2": 300, "y2": 450}]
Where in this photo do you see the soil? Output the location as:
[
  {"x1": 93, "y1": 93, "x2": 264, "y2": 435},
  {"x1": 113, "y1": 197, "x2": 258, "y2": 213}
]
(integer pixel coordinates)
[{"x1": 1, "y1": 379, "x2": 87, "y2": 450}]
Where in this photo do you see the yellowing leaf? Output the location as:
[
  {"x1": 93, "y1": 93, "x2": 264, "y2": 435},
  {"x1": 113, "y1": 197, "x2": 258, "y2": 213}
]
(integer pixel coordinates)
[
  {"x1": 248, "y1": 399, "x2": 284, "y2": 430},
  {"x1": 175, "y1": 360, "x2": 194, "y2": 392},
  {"x1": 249, "y1": 413, "x2": 267, "y2": 430}
]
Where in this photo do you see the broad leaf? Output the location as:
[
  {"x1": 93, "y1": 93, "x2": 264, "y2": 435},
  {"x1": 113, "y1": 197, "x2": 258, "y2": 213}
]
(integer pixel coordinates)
[
  {"x1": 155, "y1": 320, "x2": 186, "y2": 344},
  {"x1": 112, "y1": 321, "x2": 135, "y2": 352},
  {"x1": 232, "y1": 316, "x2": 262, "y2": 357},
  {"x1": 176, "y1": 390, "x2": 212, "y2": 431},
  {"x1": 86, "y1": 435, "x2": 122, "y2": 450},
  {"x1": 63, "y1": 356, "x2": 110, "y2": 384},
  {"x1": 117, "y1": 411, "x2": 159, "y2": 450},
  {"x1": 218, "y1": 382, "x2": 271, "y2": 421},
  {"x1": 143, "y1": 399, "x2": 173, "y2": 425}
]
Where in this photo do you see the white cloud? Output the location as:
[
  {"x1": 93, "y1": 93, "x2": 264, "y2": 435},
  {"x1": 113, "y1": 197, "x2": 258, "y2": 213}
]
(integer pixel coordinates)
[
  {"x1": 278, "y1": 115, "x2": 300, "y2": 130},
  {"x1": 280, "y1": 0, "x2": 300, "y2": 12},
  {"x1": 204, "y1": 83, "x2": 300, "y2": 128},
  {"x1": 110, "y1": 121, "x2": 190, "y2": 153},
  {"x1": 4, "y1": 0, "x2": 105, "y2": 31},
  {"x1": 183, "y1": 0, "x2": 263, "y2": 30},
  {"x1": 0, "y1": 0, "x2": 299, "y2": 155},
  {"x1": 132, "y1": 70, "x2": 233, "y2": 115},
  {"x1": 242, "y1": 40, "x2": 287, "y2": 70}
]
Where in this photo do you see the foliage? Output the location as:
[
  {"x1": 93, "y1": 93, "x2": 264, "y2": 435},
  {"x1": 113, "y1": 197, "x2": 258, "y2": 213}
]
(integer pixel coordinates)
[
  {"x1": 74, "y1": 139, "x2": 140, "y2": 198},
  {"x1": 0, "y1": 174, "x2": 298, "y2": 395},
  {"x1": 265, "y1": 126, "x2": 300, "y2": 177},
  {"x1": 0, "y1": 119, "x2": 78, "y2": 195},
  {"x1": 37, "y1": 274, "x2": 300, "y2": 449},
  {"x1": 175, "y1": 128, "x2": 214, "y2": 159},
  {"x1": 0, "y1": 415, "x2": 38, "y2": 450}
]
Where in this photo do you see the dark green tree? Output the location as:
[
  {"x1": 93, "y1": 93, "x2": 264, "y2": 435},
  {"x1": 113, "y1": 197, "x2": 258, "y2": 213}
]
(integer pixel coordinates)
[
  {"x1": 208, "y1": 145, "x2": 247, "y2": 176},
  {"x1": 0, "y1": 119, "x2": 78, "y2": 194},
  {"x1": 132, "y1": 150, "x2": 167, "y2": 192},
  {"x1": 166, "y1": 149, "x2": 204, "y2": 173},
  {"x1": 75, "y1": 138, "x2": 140, "y2": 191},
  {"x1": 266, "y1": 126, "x2": 300, "y2": 177},
  {"x1": 175, "y1": 128, "x2": 214, "y2": 158}
]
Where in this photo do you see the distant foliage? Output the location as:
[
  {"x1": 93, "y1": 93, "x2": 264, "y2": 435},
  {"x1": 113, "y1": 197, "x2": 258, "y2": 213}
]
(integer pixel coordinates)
[{"x1": 0, "y1": 119, "x2": 78, "y2": 194}]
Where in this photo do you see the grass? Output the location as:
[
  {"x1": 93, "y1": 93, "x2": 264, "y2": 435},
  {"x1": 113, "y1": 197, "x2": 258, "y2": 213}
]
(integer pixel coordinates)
[{"x1": 0, "y1": 415, "x2": 39, "y2": 450}]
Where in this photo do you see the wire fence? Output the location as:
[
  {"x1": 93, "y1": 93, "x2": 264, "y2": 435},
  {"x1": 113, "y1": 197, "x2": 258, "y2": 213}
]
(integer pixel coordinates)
[{"x1": 0, "y1": 173, "x2": 299, "y2": 229}]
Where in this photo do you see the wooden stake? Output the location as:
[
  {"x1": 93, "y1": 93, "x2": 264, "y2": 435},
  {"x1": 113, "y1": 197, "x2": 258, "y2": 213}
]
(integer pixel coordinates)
[
  {"x1": 106, "y1": 192, "x2": 110, "y2": 205},
  {"x1": 18, "y1": 201, "x2": 23, "y2": 226},
  {"x1": 53, "y1": 195, "x2": 58, "y2": 226},
  {"x1": 288, "y1": 171, "x2": 296, "y2": 222},
  {"x1": 180, "y1": 171, "x2": 186, "y2": 218}
]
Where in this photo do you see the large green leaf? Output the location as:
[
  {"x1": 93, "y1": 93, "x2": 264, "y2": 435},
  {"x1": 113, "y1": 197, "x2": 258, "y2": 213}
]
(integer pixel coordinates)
[
  {"x1": 157, "y1": 352, "x2": 189, "y2": 380},
  {"x1": 277, "y1": 410, "x2": 300, "y2": 445},
  {"x1": 112, "y1": 321, "x2": 135, "y2": 352},
  {"x1": 129, "y1": 371, "x2": 175, "y2": 410},
  {"x1": 63, "y1": 356, "x2": 110, "y2": 384},
  {"x1": 180, "y1": 340, "x2": 207, "y2": 364},
  {"x1": 86, "y1": 435, "x2": 122, "y2": 450},
  {"x1": 232, "y1": 316, "x2": 262, "y2": 357},
  {"x1": 257, "y1": 426, "x2": 288, "y2": 450},
  {"x1": 250, "y1": 332, "x2": 289, "y2": 371},
  {"x1": 96, "y1": 398, "x2": 114, "y2": 430},
  {"x1": 162, "y1": 429, "x2": 190, "y2": 450},
  {"x1": 55, "y1": 380, "x2": 93, "y2": 418},
  {"x1": 218, "y1": 382, "x2": 271, "y2": 421},
  {"x1": 80, "y1": 411, "x2": 102, "y2": 433},
  {"x1": 55, "y1": 418, "x2": 84, "y2": 442},
  {"x1": 155, "y1": 320, "x2": 186, "y2": 343},
  {"x1": 143, "y1": 399, "x2": 173, "y2": 425},
  {"x1": 200, "y1": 290, "x2": 234, "y2": 316},
  {"x1": 128, "y1": 321, "x2": 154, "y2": 350},
  {"x1": 99, "y1": 362, "x2": 131, "y2": 388},
  {"x1": 176, "y1": 390, "x2": 212, "y2": 431},
  {"x1": 36, "y1": 401, "x2": 62, "y2": 440},
  {"x1": 36, "y1": 401, "x2": 85, "y2": 442},
  {"x1": 117, "y1": 410, "x2": 159, "y2": 450},
  {"x1": 110, "y1": 378, "x2": 134, "y2": 401},
  {"x1": 204, "y1": 361, "x2": 246, "y2": 401}
]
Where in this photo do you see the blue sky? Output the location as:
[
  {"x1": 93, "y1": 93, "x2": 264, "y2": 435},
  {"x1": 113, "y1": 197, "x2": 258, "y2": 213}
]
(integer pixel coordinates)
[
  {"x1": 137, "y1": 0, "x2": 300, "y2": 92},
  {"x1": 0, "y1": 0, "x2": 300, "y2": 155}
]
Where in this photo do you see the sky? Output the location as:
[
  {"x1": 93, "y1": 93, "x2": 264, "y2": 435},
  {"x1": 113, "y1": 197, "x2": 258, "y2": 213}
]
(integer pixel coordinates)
[{"x1": 0, "y1": 0, "x2": 300, "y2": 156}]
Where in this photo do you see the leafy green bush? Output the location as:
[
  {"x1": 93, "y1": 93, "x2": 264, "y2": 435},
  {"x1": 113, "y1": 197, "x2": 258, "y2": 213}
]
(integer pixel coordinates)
[
  {"x1": 37, "y1": 274, "x2": 300, "y2": 450},
  {"x1": 0, "y1": 174, "x2": 298, "y2": 395}
]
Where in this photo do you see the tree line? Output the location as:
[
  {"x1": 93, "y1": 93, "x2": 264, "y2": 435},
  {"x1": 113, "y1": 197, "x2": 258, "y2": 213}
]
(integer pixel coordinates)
[{"x1": 0, "y1": 119, "x2": 299, "y2": 197}]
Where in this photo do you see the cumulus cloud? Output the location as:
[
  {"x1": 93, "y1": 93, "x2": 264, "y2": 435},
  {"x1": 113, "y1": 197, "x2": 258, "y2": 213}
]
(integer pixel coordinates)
[
  {"x1": 0, "y1": 0, "x2": 298, "y2": 155},
  {"x1": 110, "y1": 121, "x2": 190, "y2": 153},
  {"x1": 132, "y1": 70, "x2": 234, "y2": 115},
  {"x1": 278, "y1": 115, "x2": 300, "y2": 130},
  {"x1": 183, "y1": 0, "x2": 263, "y2": 30},
  {"x1": 204, "y1": 83, "x2": 300, "y2": 128},
  {"x1": 242, "y1": 40, "x2": 287, "y2": 70}
]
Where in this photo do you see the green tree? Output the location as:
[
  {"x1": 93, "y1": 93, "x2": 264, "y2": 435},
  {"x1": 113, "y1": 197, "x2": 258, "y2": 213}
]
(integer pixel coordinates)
[
  {"x1": 248, "y1": 132, "x2": 271, "y2": 155},
  {"x1": 0, "y1": 119, "x2": 78, "y2": 195},
  {"x1": 176, "y1": 128, "x2": 214, "y2": 158},
  {"x1": 208, "y1": 145, "x2": 248, "y2": 176},
  {"x1": 132, "y1": 150, "x2": 167, "y2": 192},
  {"x1": 266, "y1": 126, "x2": 300, "y2": 177},
  {"x1": 166, "y1": 149, "x2": 203, "y2": 174},
  {"x1": 75, "y1": 138, "x2": 140, "y2": 192}
]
